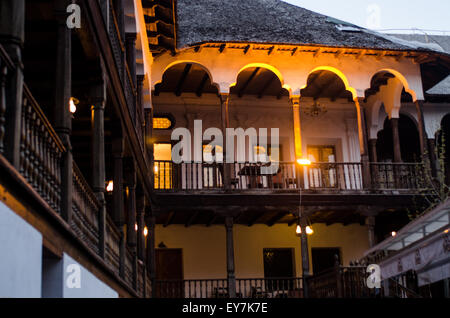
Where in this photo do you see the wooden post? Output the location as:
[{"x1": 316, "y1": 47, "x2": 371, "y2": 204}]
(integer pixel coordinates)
[
  {"x1": 136, "y1": 192, "x2": 146, "y2": 261},
  {"x1": 0, "y1": 0, "x2": 24, "y2": 168},
  {"x1": 146, "y1": 214, "x2": 156, "y2": 298},
  {"x1": 300, "y1": 217, "x2": 310, "y2": 298},
  {"x1": 355, "y1": 98, "x2": 372, "y2": 189},
  {"x1": 91, "y1": 79, "x2": 107, "y2": 257},
  {"x1": 225, "y1": 216, "x2": 236, "y2": 298},
  {"x1": 125, "y1": 159, "x2": 137, "y2": 249},
  {"x1": 54, "y1": 1, "x2": 73, "y2": 222},
  {"x1": 144, "y1": 108, "x2": 154, "y2": 189},
  {"x1": 112, "y1": 137, "x2": 124, "y2": 226},
  {"x1": 366, "y1": 216, "x2": 376, "y2": 248},
  {"x1": 220, "y1": 94, "x2": 231, "y2": 190},
  {"x1": 335, "y1": 254, "x2": 343, "y2": 298},
  {"x1": 391, "y1": 118, "x2": 402, "y2": 163}
]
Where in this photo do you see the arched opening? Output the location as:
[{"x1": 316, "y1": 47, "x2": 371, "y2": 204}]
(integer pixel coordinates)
[
  {"x1": 301, "y1": 70, "x2": 353, "y2": 102},
  {"x1": 376, "y1": 114, "x2": 421, "y2": 162},
  {"x1": 437, "y1": 114, "x2": 450, "y2": 183},
  {"x1": 230, "y1": 66, "x2": 289, "y2": 99},
  {"x1": 154, "y1": 62, "x2": 218, "y2": 97}
]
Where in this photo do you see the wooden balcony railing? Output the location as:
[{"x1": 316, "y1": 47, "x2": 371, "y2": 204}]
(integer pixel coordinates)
[
  {"x1": 105, "y1": 214, "x2": 121, "y2": 276},
  {"x1": 153, "y1": 277, "x2": 303, "y2": 299},
  {"x1": 371, "y1": 163, "x2": 426, "y2": 190},
  {"x1": 307, "y1": 265, "x2": 375, "y2": 298},
  {"x1": 154, "y1": 160, "x2": 428, "y2": 192},
  {"x1": 236, "y1": 278, "x2": 303, "y2": 298},
  {"x1": 71, "y1": 163, "x2": 100, "y2": 254},
  {"x1": 20, "y1": 85, "x2": 65, "y2": 213}
]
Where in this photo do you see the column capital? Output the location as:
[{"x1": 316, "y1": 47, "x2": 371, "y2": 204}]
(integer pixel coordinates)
[{"x1": 290, "y1": 95, "x2": 301, "y2": 106}]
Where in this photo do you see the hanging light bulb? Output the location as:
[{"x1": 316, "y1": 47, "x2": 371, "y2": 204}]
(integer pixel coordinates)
[
  {"x1": 391, "y1": 231, "x2": 397, "y2": 237},
  {"x1": 135, "y1": 223, "x2": 138, "y2": 231},
  {"x1": 144, "y1": 226, "x2": 148, "y2": 237},
  {"x1": 306, "y1": 225, "x2": 314, "y2": 235},
  {"x1": 69, "y1": 97, "x2": 79, "y2": 114},
  {"x1": 106, "y1": 180, "x2": 114, "y2": 192},
  {"x1": 296, "y1": 224, "x2": 302, "y2": 236}
]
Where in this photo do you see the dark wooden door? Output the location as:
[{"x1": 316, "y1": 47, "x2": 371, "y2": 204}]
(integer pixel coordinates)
[{"x1": 156, "y1": 249, "x2": 184, "y2": 297}]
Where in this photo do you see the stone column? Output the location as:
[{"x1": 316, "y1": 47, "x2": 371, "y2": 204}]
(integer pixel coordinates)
[
  {"x1": 54, "y1": 1, "x2": 73, "y2": 221},
  {"x1": 415, "y1": 100, "x2": 428, "y2": 159},
  {"x1": 428, "y1": 138, "x2": 438, "y2": 177},
  {"x1": 91, "y1": 80, "x2": 107, "y2": 257},
  {"x1": 291, "y1": 96, "x2": 303, "y2": 159},
  {"x1": 225, "y1": 216, "x2": 236, "y2": 298},
  {"x1": 0, "y1": 0, "x2": 24, "y2": 168},
  {"x1": 391, "y1": 118, "x2": 402, "y2": 162},
  {"x1": 220, "y1": 94, "x2": 231, "y2": 190},
  {"x1": 355, "y1": 98, "x2": 372, "y2": 189}
]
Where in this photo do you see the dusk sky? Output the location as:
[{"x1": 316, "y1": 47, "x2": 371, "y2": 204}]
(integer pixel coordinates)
[{"x1": 283, "y1": 0, "x2": 450, "y2": 34}]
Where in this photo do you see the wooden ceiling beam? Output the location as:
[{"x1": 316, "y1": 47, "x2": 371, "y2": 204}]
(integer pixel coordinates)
[
  {"x1": 164, "y1": 211, "x2": 175, "y2": 227},
  {"x1": 238, "y1": 67, "x2": 261, "y2": 98},
  {"x1": 258, "y1": 76, "x2": 275, "y2": 99},
  {"x1": 206, "y1": 214, "x2": 218, "y2": 227},
  {"x1": 175, "y1": 63, "x2": 192, "y2": 96},
  {"x1": 266, "y1": 212, "x2": 286, "y2": 227},
  {"x1": 196, "y1": 73, "x2": 210, "y2": 97},
  {"x1": 185, "y1": 211, "x2": 200, "y2": 227},
  {"x1": 247, "y1": 213, "x2": 263, "y2": 227},
  {"x1": 313, "y1": 76, "x2": 336, "y2": 100}
]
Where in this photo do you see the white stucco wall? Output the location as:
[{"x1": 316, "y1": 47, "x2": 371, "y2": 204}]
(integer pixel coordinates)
[{"x1": 0, "y1": 201, "x2": 42, "y2": 298}]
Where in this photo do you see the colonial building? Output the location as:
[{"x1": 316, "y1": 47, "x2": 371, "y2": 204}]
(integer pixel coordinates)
[{"x1": 0, "y1": 0, "x2": 449, "y2": 298}]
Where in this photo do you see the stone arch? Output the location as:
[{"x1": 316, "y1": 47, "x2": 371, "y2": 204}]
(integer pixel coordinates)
[
  {"x1": 302, "y1": 66, "x2": 357, "y2": 100},
  {"x1": 152, "y1": 60, "x2": 220, "y2": 93},
  {"x1": 230, "y1": 63, "x2": 292, "y2": 96}
]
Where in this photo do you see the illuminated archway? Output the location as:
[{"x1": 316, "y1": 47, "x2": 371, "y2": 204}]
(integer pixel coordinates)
[
  {"x1": 153, "y1": 60, "x2": 220, "y2": 93},
  {"x1": 302, "y1": 66, "x2": 357, "y2": 100},
  {"x1": 375, "y1": 69, "x2": 418, "y2": 102},
  {"x1": 230, "y1": 63, "x2": 292, "y2": 96}
]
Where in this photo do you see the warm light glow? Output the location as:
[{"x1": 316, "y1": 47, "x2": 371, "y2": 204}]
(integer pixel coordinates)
[
  {"x1": 306, "y1": 226, "x2": 314, "y2": 235},
  {"x1": 297, "y1": 158, "x2": 312, "y2": 166},
  {"x1": 392, "y1": 231, "x2": 397, "y2": 237},
  {"x1": 69, "y1": 97, "x2": 78, "y2": 114},
  {"x1": 135, "y1": 223, "x2": 138, "y2": 231},
  {"x1": 296, "y1": 224, "x2": 302, "y2": 236},
  {"x1": 444, "y1": 229, "x2": 449, "y2": 234},
  {"x1": 144, "y1": 226, "x2": 148, "y2": 237},
  {"x1": 106, "y1": 180, "x2": 114, "y2": 192},
  {"x1": 154, "y1": 164, "x2": 159, "y2": 173}
]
